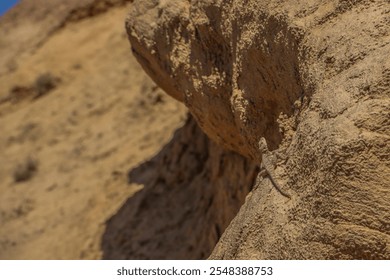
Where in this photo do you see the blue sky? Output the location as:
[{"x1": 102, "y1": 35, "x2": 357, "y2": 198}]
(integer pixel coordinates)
[{"x1": 0, "y1": 0, "x2": 19, "y2": 16}]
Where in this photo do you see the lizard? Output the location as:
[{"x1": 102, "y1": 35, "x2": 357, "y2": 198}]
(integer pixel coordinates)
[{"x1": 254, "y1": 137, "x2": 291, "y2": 199}]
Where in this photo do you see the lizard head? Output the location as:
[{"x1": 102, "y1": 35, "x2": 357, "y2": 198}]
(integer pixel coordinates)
[{"x1": 258, "y1": 137, "x2": 268, "y2": 154}]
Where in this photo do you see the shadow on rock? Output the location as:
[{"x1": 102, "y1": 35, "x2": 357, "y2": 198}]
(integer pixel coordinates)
[{"x1": 101, "y1": 115, "x2": 257, "y2": 259}]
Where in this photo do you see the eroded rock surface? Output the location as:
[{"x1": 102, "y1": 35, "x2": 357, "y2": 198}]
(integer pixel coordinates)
[{"x1": 126, "y1": 0, "x2": 390, "y2": 259}]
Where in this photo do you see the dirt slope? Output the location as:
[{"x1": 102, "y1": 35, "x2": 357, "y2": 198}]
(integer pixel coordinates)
[{"x1": 0, "y1": 1, "x2": 186, "y2": 259}]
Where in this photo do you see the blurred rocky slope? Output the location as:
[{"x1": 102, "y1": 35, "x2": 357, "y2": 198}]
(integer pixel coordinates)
[
  {"x1": 0, "y1": 0, "x2": 134, "y2": 76},
  {"x1": 0, "y1": 0, "x2": 188, "y2": 259}
]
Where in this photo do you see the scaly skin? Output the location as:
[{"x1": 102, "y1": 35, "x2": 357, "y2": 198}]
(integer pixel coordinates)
[{"x1": 256, "y1": 138, "x2": 291, "y2": 199}]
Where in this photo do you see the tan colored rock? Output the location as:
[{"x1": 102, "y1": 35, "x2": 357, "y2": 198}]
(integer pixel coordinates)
[{"x1": 127, "y1": 0, "x2": 390, "y2": 259}]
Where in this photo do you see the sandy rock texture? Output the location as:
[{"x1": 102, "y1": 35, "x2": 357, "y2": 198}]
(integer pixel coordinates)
[{"x1": 127, "y1": 0, "x2": 390, "y2": 259}]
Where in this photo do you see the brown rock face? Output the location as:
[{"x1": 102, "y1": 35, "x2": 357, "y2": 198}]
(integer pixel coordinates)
[{"x1": 126, "y1": 0, "x2": 390, "y2": 259}]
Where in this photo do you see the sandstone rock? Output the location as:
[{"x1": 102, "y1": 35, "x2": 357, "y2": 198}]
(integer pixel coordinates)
[{"x1": 126, "y1": 0, "x2": 390, "y2": 259}]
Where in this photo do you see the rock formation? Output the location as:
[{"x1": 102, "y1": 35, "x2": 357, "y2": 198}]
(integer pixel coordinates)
[
  {"x1": 1, "y1": 0, "x2": 388, "y2": 260},
  {"x1": 126, "y1": 0, "x2": 390, "y2": 259}
]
